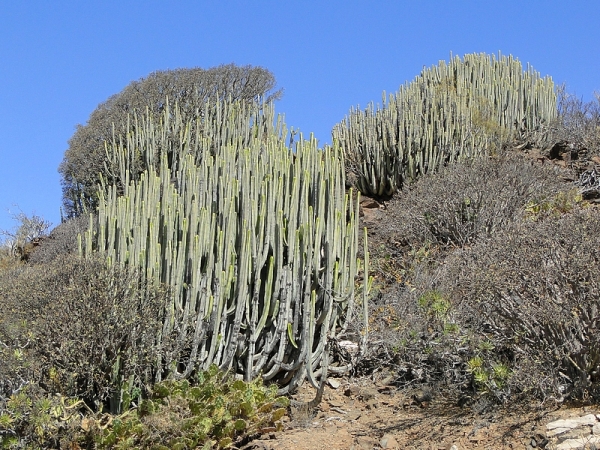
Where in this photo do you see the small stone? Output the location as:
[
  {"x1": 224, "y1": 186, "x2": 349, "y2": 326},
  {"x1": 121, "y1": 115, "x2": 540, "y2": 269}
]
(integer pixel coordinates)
[
  {"x1": 328, "y1": 378, "x2": 341, "y2": 389},
  {"x1": 594, "y1": 422, "x2": 600, "y2": 435},
  {"x1": 338, "y1": 340, "x2": 359, "y2": 353},
  {"x1": 360, "y1": 198, "x2": 380, "y2": 209},
  {"x1": 346, "y1": 410, "x2": 362, "y2": 421},
  {"x1": 325, "y1": 425, "x2": 337, "y2": 434},
  {"x1": 358, "y1": 387, "x2": 378, "y2": 401},
  {"x1": 379, "y1": 434, "x2": 399, "y2": 449},
  {"x1": 547, "y1": 427, "x2": 571, "y2": 437},
  {"x1": 533, "y1": 433, "x2": 548, "y2": 447},
  {"x1": 379, "y1": 375, "x2": 395, "y2": 386},
  {"x1": 412, "y1": 388, "x2": 433, "y2": 404},
  {"x1": 344, "y1": 385, "x2": 360, "y2": 397},
  {"x1": 355, "y1": 436, "x2": 377, "y2": 450}
]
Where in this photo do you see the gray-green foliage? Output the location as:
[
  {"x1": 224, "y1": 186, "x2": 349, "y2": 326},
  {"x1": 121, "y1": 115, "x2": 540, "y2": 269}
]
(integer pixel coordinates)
[
  {"x1": 60, "y1": 64, "x2": 282, "y2": 218},
  {"x1": 333, "y1": 52, "x2": 557, "y2": 197},
  {"x1": 80, "y1": 99, "x2": 368, "y2": 394},
  {"x1": 0, "y1": 254, "x2": 168, "y2": 414},
  {"x1": 383, "y1": 154, "x2": 566, "y2": 249}
]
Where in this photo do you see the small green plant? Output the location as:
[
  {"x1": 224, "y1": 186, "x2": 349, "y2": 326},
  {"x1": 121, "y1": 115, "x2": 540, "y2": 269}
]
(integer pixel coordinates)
[
  {"x1": 0, "y1": 386, "x2": 87, "y2": 449},
  {"x1": 478, "y1": 340, "x2": 495, "y2": 352},
  {"x1": 467, "y1": 355, "x2": 511, "y2": 396},
  {"x1": 525, "y1": 188, "x2": 583, "y2": 220},
  {"x1": 418, "y1": 290, "x2": 451, "y2": 320},
  {"x1": 92, "y1": 364, "x2": 290, "y2": 449},
  {"x1": 443, "y1": 322, "x2": 460, "y2": 335}
]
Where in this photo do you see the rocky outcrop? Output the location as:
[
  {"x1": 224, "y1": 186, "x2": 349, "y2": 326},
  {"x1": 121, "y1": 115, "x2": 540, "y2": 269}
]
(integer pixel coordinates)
[{"x1": 545, "y1": 413, "x2": 600, "y2": 450}]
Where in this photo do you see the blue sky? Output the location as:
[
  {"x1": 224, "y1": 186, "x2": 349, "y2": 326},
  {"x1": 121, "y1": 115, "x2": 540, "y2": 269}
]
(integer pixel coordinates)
[{"x1": 1, "y1": 1, "x2": 599, "y2": 234}]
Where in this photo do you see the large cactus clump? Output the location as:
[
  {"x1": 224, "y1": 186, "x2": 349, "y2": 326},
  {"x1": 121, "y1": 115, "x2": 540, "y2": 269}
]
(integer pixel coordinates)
[
  {"x1": 80, "y1": 99, "x2": 368, "y2": 394},
  {"x1": 333, "y1": 52, "x2": 557, "y2": 197}
]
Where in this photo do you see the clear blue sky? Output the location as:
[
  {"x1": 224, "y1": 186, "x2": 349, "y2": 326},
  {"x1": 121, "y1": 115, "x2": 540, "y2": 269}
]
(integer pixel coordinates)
[{"x1": 1, "y1": 1, "x2": 599, "y2": 234}]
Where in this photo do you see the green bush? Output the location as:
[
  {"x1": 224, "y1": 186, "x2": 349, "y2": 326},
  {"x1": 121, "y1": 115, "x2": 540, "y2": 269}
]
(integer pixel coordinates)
[
  {"x1": 59, "y1": 64, "x2": 282, "y2": 218},
  {"x1": 0, "y1": 365, "x2": 289, "y2": 449}
]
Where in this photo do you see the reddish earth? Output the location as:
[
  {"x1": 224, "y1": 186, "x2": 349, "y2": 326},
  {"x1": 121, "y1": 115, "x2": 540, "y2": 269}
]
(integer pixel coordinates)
[{"x1": 244, "y1": 376, "x2": 597, "y2": 450}]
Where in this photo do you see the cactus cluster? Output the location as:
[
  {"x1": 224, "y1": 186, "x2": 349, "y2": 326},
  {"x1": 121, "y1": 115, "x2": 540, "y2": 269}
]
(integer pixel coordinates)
[
  {"x1": 333, "y1": 52, "x2": 557, "y2": 197},
  {"x1": 95, "y1": 365, "x2": 290, "y2": 449},
  {"x1": 80, "y1": 99, "x2": 368, "y2": 394}
]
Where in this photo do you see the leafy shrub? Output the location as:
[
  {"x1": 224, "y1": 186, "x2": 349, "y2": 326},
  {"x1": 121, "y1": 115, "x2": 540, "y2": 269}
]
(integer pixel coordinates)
[
  {"x1": 0, "y1": 365, "x2": 289, "y2": 449},
  {"x1": 384, "y1": 154, "x2": 567, "y2": 249},
  {"x1": 524, "y1": 187, "x2": 583, "y2": 220},
  {"x1": 0, "y1": 254, "x2": 172, "y2": 413},
  {"x1": 59, "y1": 64, "x2": 282, "y2": 218},
  {"x1": 0, "y1": 385, "x2": 88, "y2": 449},
  {"x1": 364, "y1": 277, "x2": 485, "y2": 400},
  {"x1": 87, "y1": 365, "x2": 289, "y2": 449}
]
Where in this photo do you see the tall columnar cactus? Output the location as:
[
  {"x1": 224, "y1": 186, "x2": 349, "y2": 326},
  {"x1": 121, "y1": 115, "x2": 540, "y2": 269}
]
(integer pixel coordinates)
[
  {"x1": 81, "y1": 100, "x2": 368, "y2": 394},
  {"x1": 333, "y1": 52, "x2": 558, "y2": 197}
]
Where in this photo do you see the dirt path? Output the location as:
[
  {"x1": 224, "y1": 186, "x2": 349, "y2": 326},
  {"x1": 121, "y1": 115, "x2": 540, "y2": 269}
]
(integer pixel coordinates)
[{"x1": 244, "y1": 377, "x2": 598, "y2": 450}]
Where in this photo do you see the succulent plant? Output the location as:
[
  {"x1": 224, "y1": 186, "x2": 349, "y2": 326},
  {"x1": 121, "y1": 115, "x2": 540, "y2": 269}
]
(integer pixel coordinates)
[
  {"x1": 81, "y1": 99, "x2": 370, "y2": 397},
  {"x1": 333, "y1": 52, "x2": 557, "y2": 196}
]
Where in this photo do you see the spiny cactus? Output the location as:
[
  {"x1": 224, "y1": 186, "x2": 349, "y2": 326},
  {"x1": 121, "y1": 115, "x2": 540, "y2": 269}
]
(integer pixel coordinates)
[
  {"x1": 81, "y1": 99, "x2": 369, "y2": 396},
  {"x1": 333, "y1": 52, "x2": 557, "y2": 197}
]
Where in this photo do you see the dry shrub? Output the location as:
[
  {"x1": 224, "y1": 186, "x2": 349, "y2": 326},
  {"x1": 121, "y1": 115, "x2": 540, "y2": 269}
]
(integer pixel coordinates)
[
  {"x1": 384, "y1": 153, "x2": 568, "y2": 249},
  {"x1": 367, "y1": 207, "x2": 600, "y2": 404},
  {"x1": 27, "y1": 214, "x2": 90, "y2": 264},
  {"x1": 365, "y1": 153, "x2": 598, "y2": 403},
  {"x1": 549, "y1": 87, "x2": 600, "y2": 157},
  {"x1": 440, "y1": 208, "x2": 600, "y2": 402},
  {"x1": 0, "y1": 254, "x2": 172, "y2": 412},
  {"x1": 364, "y1": 282, "x2": 474, "y2": 393}
]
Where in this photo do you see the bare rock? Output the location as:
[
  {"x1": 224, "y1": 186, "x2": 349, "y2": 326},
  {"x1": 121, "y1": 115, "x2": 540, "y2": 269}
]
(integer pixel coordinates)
[
  {"x1": 328, "y1": 378, "x2": 341, "y2": 389},
  {"x1": 354, "y1": 436, "x2": 377, "y2": 450},
  {"x1": 360, "y1": 198, "x2": 381, "y2": 209},
  {"x1": 379, "y1": 433, "x2": 399, "y2": 449},
  {"x1": 546, "y1": 414, "x2": 598, "y2": 436},
  {"x1": 555, "y1": 435, "x2": 600, "y2": 450}
]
